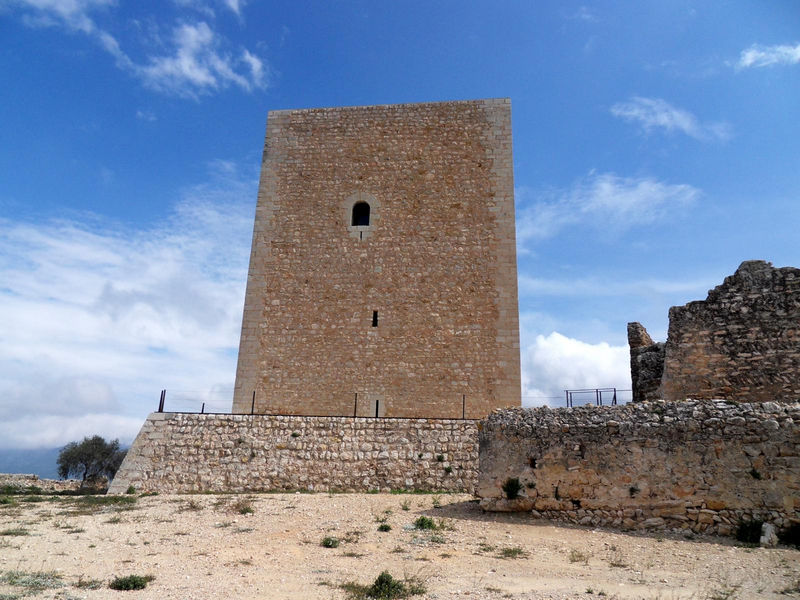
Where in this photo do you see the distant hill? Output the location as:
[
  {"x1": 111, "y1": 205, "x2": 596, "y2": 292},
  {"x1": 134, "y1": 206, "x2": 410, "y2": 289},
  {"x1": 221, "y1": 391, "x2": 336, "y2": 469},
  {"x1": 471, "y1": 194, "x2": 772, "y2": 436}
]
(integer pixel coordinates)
[{"x1": 0, "y1": 447, "x2": 61, "y2": 479}]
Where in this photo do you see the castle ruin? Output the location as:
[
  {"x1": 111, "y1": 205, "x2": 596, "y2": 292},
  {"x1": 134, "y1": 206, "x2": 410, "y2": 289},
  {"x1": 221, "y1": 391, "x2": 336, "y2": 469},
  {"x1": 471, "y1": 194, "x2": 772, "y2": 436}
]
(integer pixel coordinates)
[{"x1": 628, "y1": 260, "x2": 800, "y2": 403}]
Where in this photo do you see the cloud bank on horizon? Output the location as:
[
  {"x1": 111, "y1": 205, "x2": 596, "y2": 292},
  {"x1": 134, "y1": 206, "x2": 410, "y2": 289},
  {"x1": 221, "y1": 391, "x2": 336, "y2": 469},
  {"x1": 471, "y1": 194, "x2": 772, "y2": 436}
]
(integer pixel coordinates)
[{"x1": 0, "y1": 164, "x2": 255, "y2": 448}]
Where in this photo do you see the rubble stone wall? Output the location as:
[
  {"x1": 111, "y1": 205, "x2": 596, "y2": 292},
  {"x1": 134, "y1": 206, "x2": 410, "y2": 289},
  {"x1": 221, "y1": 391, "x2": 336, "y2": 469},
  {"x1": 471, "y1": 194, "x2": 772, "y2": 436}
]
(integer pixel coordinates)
[
  {"x1": 627, "y1": 322, "x2": 665, "y2": 403},
  {"x1": 660, "y1": 260, "x2": 800, "y2": 403},
  {"x1": 0, "y1": 473, "x2": 81, "y2": 493},
  {"x1": 478, "y1": 401, "x2": 800, "y2": 535},
  {"x1": 108, "y1": 413, "x2": 478, "y2": 494}
]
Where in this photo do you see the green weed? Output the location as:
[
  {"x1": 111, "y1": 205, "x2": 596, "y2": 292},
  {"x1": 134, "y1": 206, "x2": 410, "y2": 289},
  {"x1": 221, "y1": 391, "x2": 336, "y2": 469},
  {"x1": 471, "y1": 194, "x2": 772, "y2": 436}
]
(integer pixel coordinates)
[{"x1": 108, "y1": 574, "x2": 154, "y2": 590}]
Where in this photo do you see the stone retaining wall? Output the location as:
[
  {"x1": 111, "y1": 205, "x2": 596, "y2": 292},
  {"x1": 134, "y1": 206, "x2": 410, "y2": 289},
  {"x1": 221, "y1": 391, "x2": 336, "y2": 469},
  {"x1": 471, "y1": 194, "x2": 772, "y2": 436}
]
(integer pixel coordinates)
[
  {"x1": 108, "y1": 413, "x2": 478, "y2": 494},
  {"x1": 478, "y1": 400, "x2": 800, "y2": 535}
]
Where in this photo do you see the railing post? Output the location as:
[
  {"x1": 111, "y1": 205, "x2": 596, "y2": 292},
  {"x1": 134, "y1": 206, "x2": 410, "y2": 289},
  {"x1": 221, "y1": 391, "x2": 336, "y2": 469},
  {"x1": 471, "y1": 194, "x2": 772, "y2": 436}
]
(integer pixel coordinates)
[
  {"x1": 200, "y1": 402, "x2": 205, "y2": 414},
  {"x1": 250, "y1": 391, "x2": 255, "y2": 415},
  {"x1": 375, "y1": 399, "x2": 379, "y2": 418},
  {"x1": 158, "y1": 389, "x2": 165, "y2": 412},
  {"x1": 462, "y1": 394, "x2": 466, "y2": 419}
]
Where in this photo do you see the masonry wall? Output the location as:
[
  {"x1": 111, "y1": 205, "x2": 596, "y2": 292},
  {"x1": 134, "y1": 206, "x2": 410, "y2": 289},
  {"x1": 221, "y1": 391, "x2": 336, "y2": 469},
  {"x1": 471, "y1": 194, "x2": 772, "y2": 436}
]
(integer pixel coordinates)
[
  {"x1": 233, "y1": 99, "x2": 520, "y2": 419},
  {"x1": 108, "y1": 413, "x2": 478, "y2": 495},
  {"x1": 627, "y1": 322, "x2": 665, "y2": 403},
  {"x1": 478, "y1": 401, "x2": 800, "y2": 535},
  {"x1": 660, "y1": 260, "x2": 800, "y2": 403}
]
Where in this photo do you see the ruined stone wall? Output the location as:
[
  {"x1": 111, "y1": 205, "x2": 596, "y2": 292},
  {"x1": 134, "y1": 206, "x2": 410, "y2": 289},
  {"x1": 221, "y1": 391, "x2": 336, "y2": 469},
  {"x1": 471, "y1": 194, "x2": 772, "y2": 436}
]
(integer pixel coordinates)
[
  {"x1": 233, "y1": 99, "x2": 520, "y2": 419},
  {"x1": 660, "y1": 260, "x2": 800, "y2": 403},
  {"x1": 627, "y1": 322, "x2": 665, "y2": 403},
  {"x1": 478, "y1": 401, "x2": 800, "y2": 535},
  {"x1": 108, "y1": 413, "x2": 478, "y2": 495},
  {"x1": 0, "y1": 473, "x2": 81, "y2": 493}
]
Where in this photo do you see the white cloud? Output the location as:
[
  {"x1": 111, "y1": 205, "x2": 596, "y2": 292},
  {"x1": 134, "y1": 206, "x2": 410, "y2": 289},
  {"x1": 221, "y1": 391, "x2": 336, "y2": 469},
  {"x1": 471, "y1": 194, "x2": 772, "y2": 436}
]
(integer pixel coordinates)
[
  {"x1": 738, "y1": 42, "x2": 800, "y2": 68},
  {"x1": 12, "y1": 0, "x2": 113, "y2": 33},
  {"x1": 0, "y1": 163, "x2": 256, "y2": 449},
  {"x1": 7, "y1": 1, "x2": 267, "y2": 97},
  {"x1": 611, "y1": 96, "x2": 731, "y2": 142},
  {"x1": 516, "y1": 172, "x2": 700, "y2": 246},
  {"x1": 135, "y1": 109, "x2": 157, "y2": 121},
  {"x1": 521, "y1": 332, "x2": 631, "y2": 407},
  {"x1": 223, "y1": 0, "x2": 244, "y2": 16}
]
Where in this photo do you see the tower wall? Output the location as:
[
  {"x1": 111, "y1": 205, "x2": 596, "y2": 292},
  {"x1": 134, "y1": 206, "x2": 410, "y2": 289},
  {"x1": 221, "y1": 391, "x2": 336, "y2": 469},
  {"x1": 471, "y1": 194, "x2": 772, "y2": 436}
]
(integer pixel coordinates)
[{"x1": 233, "y1": 99, "x2": 520, "y2": 418}]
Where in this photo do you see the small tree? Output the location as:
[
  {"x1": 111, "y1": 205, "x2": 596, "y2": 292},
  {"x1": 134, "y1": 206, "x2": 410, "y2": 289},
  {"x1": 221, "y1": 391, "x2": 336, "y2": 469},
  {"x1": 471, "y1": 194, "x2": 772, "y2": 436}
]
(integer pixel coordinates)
[{"x1": 57, "y1": 436, "x2": 127, "y2": 485}]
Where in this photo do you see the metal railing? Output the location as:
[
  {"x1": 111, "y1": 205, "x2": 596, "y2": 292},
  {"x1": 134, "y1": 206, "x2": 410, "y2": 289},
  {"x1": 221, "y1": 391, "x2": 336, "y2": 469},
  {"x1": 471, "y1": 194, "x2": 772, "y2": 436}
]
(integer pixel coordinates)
[
  {"x1": 565, "y1": 388, "x2": 632, "y2": 407},
  {"x1": 155, "y1": 390, "x2": 474, "y2": 420}
]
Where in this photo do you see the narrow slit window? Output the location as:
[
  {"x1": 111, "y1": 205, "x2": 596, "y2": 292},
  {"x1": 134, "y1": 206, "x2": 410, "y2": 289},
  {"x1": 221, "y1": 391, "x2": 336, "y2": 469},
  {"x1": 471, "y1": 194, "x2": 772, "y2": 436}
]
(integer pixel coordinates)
[
  {"x1": 372, "y1": 311, "x2": 378, "y2": 327},
  {"x1": 352, "y1": 201, "x2": 370, "y2": 226}
]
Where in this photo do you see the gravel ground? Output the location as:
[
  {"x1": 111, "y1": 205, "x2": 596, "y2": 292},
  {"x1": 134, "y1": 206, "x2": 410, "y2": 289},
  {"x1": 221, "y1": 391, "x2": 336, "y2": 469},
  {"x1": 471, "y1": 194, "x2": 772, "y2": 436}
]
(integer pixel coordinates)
[{"x1": 1, "y1": 492, "x2": 798, "y2": 599}]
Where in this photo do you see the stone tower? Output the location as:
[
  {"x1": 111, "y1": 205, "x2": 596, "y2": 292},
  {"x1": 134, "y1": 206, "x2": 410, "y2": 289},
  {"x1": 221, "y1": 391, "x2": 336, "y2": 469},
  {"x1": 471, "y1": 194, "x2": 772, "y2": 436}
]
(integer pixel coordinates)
[{"x1": 232, "y1": 99, "x2": 520, "y2": 418}]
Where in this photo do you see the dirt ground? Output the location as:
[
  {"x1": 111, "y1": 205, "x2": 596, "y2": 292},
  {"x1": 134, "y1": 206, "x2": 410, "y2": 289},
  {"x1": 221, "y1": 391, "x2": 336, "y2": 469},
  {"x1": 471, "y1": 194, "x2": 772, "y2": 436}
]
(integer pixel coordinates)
[{"x1": 1, "y1": 491, "x2": 798, "y2": 599}]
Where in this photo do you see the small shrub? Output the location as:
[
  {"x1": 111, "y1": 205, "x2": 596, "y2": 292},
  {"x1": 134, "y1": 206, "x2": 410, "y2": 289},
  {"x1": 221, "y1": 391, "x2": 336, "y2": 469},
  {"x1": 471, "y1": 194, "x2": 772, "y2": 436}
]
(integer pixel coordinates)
[
  {"x1": 735, "y1": 519, "x2": 763, "y2": 544},
  {"x1": 232, "y1": 498, "x2": 254, "y2": 515},
  {"x1": 749, "y1": 468, "x2": 762, "y2": 480},
  {"x1": 378, "y1": 523, "x2": 392, "y2": 532},
  {"x1": 400, "y1": 500, "x2": 410, "y2": 511},
  {"x1": 431, "y1": 495, "x2": 441, "y2": 508},
  {"x1": 628, "y1": 485, "x2": 640, "y2": 498},
  {"x1": 182, "y1": 499, "x2": 202, "y2": 512},
  {"x1": 780, "y1": 579, "x2": 800, "y2": 595},
  {"x1": 498, "y1": 546, "x2": 527, "y2": 559},
  {"x1": 341, "y1": 570, "x2": 426, "y2": 599},
  {"x1": 568, "y1": 548, "x2": 589, "y2": 564},
  {"x1": 125, "y1": 485, "x2": 136, "y2": 495},
  {"x1": 0, "y1": 527, "x2": 29, "y2": 536},
  {"x1": 0, "y1": 496, "x2": 15, "y2": 505},
  {"x1": 502, "y1": 478, "x2": 522, "y2": 500},
  {"x1": 413, "y1": 516, "x2": 436, "y2": 530},
  {"x1": 321, "y1": 536, "x2": 340, "y2": 548},
  {"x1": 436, "y1": 454, "x2": 444, "y2": 462},
  {"x1": 443, "y1": 466, "x2": 452, "y2": 474},
  {"x1": 367, "y1": 571, "x2": 410, "y2": 598},
  {"x1": 291, "y1": 431, "x2": 301, "y2": 438},
  {"x1": 1, "y1": 570, "x2": 63, "y2": 592},
  {"x1": 76, "y1": 576, "x2": 103, "y2": 589},
  {"x1": 108, "y1": 574, "x2": 154, "y2": 590}
]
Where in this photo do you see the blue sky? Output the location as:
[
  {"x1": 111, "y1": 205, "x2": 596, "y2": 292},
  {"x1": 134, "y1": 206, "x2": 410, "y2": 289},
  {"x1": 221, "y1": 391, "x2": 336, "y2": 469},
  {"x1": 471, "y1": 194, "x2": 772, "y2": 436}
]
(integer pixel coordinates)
[{"x1": 1, "y1": 1, "x2": 798, "y2": 450}]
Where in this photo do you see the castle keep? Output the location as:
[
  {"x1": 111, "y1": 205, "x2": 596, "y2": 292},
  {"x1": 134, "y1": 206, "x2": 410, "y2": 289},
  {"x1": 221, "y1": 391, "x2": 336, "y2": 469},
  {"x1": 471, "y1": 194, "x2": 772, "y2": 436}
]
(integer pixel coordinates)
[{"x1": 232, "y1": 99, "x2": 521, "y2": 418}]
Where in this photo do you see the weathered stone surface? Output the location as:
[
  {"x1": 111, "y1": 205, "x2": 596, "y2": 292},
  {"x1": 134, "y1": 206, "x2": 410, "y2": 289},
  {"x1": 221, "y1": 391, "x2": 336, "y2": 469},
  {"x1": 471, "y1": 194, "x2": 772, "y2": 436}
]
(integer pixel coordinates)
[
  {"x1": 478, "y1": 400, "x2": 800, "y2": 535},
  {"x1": 233, "y1": 99, "x2": 520, "y2": 419},
  {"x1": 632, "y1": 260, "x2": 800, "y2": 404},
  {"x1": 109, "y1": 413, "x2": 478, "y2": 494},
  {"x1": 760, "y1": 522, "x2": 779, "y2": 547},
  {"x1": 628, "y1": 322, "x2": 666, "y2": 403}
]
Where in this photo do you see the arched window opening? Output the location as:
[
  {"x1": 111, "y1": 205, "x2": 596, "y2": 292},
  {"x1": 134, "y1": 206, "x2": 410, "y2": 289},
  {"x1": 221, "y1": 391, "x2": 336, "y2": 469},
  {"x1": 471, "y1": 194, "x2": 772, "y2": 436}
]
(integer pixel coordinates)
[{"x1": 351, "y1": 201, "x2": 370, "y2": 226}]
